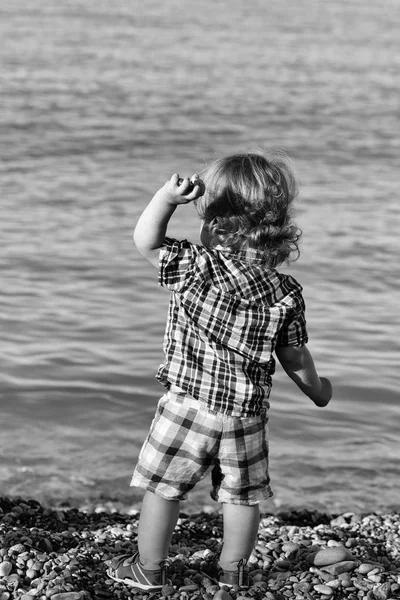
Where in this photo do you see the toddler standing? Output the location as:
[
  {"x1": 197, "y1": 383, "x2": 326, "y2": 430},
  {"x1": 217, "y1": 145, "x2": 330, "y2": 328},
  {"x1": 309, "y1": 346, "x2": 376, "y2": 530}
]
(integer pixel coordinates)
[{"x1": 108, "y1": 150, "x2": 332, "y2": 590}]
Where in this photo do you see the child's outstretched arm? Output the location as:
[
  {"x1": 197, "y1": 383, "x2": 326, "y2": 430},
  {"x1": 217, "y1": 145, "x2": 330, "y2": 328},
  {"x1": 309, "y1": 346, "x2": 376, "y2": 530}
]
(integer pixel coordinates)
[
  {"x1": 275, "y1": 345, "x2": 332, "y2": 407},
  {"x1": 134, "y1": 174, "x2": 204, "y2": 267}
]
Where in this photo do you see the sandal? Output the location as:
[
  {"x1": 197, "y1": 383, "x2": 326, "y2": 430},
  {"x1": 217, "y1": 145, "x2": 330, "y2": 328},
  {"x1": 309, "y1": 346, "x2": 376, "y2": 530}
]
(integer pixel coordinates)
[{"x1": 107, "y1": 551, "x2": 168, "y2": 590}]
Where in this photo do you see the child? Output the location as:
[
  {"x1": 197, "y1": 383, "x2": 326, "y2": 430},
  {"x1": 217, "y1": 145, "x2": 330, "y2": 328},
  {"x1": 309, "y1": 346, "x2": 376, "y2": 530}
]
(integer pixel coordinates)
[{"x1": 108, "y1": 150, "x2": 332, "y2": 591}]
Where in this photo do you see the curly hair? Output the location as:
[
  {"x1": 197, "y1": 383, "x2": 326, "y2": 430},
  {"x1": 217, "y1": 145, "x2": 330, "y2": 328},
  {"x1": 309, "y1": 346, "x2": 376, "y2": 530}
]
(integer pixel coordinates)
[{"x1": 196, "y1": 149, "x2": 302, "y2": 268}]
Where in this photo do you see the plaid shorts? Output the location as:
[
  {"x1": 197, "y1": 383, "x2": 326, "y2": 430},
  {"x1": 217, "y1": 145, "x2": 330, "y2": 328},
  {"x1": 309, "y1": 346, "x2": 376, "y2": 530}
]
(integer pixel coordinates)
[{"x1": 130, "y1": 388, "x2": 273, "y2": 505}]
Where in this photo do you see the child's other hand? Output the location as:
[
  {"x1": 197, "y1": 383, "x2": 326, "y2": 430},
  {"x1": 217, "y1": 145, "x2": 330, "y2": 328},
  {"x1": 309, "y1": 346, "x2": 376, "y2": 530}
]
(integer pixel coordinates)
[
  {"x1": 161, "y1": 173, "x2": 205, "y2": 205},
  {"x1": 312, "y1": 377, "x2": 333, "y2": 407}
]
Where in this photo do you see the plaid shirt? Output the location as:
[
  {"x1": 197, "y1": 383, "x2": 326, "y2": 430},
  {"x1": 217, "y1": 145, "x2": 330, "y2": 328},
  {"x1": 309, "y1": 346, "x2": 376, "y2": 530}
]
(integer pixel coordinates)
[{"x1": 156, "y1": 237, "x2": 308, "y2": 417}]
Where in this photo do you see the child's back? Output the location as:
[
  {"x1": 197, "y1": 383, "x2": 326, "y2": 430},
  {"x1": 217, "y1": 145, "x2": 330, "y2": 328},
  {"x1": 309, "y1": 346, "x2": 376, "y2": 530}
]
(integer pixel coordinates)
[{"x1": 157, "y1": 236, "x2": 307, "y2": 416}]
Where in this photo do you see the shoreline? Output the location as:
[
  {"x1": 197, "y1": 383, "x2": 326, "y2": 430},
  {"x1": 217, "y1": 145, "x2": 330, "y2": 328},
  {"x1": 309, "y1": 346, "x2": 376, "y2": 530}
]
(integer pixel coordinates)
[
  {"x1": 1, "y1": 497, "x2": 399, "y2": 600},
  {"x1": 9, "y1": 489, "x2": 398, "y2": 520}
]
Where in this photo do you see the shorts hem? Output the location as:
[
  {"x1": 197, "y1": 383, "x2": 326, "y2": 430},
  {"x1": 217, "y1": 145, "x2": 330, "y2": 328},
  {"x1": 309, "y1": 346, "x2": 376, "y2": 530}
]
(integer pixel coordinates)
[
  {"x1": 130, "y1": 477, "x2": 188, "y2": 501},
  {"x1": 211, "y1": 488, "x2": 274, "y2": 506}
]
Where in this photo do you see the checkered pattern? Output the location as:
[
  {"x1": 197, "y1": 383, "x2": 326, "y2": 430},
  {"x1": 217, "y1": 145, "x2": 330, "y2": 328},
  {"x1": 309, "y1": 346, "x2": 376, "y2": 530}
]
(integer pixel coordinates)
[
  {"x1": 156, "y1": 237, "x2": 308, "y2": 416},
  {"x1": 131, "y1": 389, "x2": 273, "y2": 505}
]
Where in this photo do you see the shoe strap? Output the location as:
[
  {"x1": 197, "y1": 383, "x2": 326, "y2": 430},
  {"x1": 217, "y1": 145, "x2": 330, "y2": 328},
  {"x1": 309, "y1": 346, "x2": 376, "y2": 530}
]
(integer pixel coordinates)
[
  {"x1": 159, "y1": 560, "x2": 168, "y2": 584},
  {"x1": 237, "y1": 558, "x2": 247, "y2": 587}
]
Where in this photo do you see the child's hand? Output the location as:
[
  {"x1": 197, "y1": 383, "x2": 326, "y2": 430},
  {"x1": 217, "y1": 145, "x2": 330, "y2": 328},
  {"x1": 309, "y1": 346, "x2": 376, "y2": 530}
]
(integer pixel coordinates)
[
  {"x1": 311, "y1": 377, "x2": 333, "y2": 407},
  {"x1": 161, "y1": 173, "x2": 205, "y2": 205}
]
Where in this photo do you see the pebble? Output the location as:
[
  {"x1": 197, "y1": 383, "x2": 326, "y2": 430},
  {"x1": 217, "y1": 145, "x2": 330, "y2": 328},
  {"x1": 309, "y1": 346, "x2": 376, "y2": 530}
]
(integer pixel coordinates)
[
  {"x1": 314, "y1": 546, "x2": 353, "y2": 566},
  {"x1": 51, "y1": 594, "x2": 85, "y2": 600},
  {"x1": 373, "y1": 582, "x2": 392, "y2": 600},
  {"x1": 180, "y1": 584, "x2": 200, "y2": 592},
  {"x1": 330, "y1": 515, "x2": 348, "y2": 527},
  {"x1": 212, "y1": 591, "x2": 231, "y2": 600},
  {"x1": 1, "y1": 498, "x2": 400, "y2": 600},
  {"x1": 8, "y1": 544, "x2": 26, "y2": 554},
  {"x1": 293, "y1": 581, "x2": 310, "y2": 594},
  {"x1": 26, "y1": 568, "x2": 38, "y2": 579},
  {"x1": 0, "y1": 562, "x2": 12, "y2": 577},
  {"x1": 281, "y1": 542, "x2": 299, "y2": 556},
  {"x1": 310, "y1": 567, "x2": 335, "y2": 582},
  {"x1": 321, "y1": 560, "x2": 358, "y2": 576},
  {"x1": 326, "y1": 579, "x2": 340, "y2": 589},
  {"x1": 338, "y1": 572, "x2": 352, "y2": 587},
  {"x1": 162, "y1": 584, "x2": 176, "y2": 596},
  {"x1": 313, "y1": 584, "x2": 334, "y2": 596},
  {"x1": 359, "y1": 563, "x2": 378, "y2": 574}
]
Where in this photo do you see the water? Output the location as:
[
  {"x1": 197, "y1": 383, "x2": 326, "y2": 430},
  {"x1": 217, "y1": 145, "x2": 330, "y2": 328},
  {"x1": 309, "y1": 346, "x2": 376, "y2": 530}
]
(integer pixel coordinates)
[{"x1": 1, "y1": 0, "x2": 399, "y2": 514}]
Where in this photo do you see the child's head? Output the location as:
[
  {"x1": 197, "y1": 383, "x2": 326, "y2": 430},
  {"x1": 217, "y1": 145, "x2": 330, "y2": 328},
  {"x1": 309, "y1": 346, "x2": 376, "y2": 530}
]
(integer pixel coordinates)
[{"x1": 196, "y1": 149, "x2": 301, "y2": 267}]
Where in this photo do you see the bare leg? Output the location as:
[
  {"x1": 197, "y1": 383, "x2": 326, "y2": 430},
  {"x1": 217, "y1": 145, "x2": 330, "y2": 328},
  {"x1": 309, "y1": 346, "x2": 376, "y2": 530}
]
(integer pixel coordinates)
[
  {"x1": 219, "y1": 503, "x2": 260, "y2": 570},
  {"x1": 137, "y1": 490, "x2": 180, "y2": 570}
]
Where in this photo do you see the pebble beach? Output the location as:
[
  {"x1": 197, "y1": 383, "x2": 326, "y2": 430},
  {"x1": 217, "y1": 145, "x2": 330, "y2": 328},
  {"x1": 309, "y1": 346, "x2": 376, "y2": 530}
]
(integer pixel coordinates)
[{"x1": 1, "y1": 497, "x2": 399, "y2": 600}]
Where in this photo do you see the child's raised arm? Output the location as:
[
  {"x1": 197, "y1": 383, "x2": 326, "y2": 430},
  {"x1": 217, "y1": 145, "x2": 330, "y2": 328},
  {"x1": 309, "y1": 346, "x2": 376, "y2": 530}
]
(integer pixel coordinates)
[
  {"x1": 275, "y1": 345, "x2": 332, "y2": 407},
  {"x1": 133, "y1": 174, "x2": 204, "y2": 267}
]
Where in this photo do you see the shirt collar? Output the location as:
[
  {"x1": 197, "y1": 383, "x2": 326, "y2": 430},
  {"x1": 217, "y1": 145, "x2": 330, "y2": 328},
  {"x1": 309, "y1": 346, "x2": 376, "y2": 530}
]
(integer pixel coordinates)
[{"x1": 213, "y1": 244, "x2": 267, "y2": 265}]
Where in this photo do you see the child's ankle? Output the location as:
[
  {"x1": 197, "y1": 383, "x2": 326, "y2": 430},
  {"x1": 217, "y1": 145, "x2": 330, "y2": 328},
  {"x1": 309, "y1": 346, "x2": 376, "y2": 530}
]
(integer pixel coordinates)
[
  {"x1": 219, "y1": 558, "x2": 247, "y2": 572},
  {"x1": 139, "y1": 556, "x2": 166, "y2": 571}
]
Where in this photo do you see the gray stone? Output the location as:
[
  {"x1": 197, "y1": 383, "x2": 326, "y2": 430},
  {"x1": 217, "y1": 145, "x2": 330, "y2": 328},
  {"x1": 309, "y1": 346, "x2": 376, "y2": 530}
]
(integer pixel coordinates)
[
  {"x1": 322, "y1": 560, "x2": 358, "y2": 575},
  {"x1": 373, "y1": 582, "x2": 392, "y2": 600},
  {"x1": 358, "y1": 563, "x2": 378, "y2": 575},
  {"x1": 330, "y1": 515, "x2": 348, "y2": 527},
  {"x1": 0, "y1": 562, "x2": 12, "y2": 577},
  {"x1": 179, "y1": 585, "x2": 200, "y2": 592},
  {"x1": 51, "y1": 594, "x2": 84, "y2": 600},
  {"x1": 161, "y1": 584, "x2": 176, "y2": 597},
  {"x1": 293, "y1": 582, "x2": 310, "y2": 594},
  {"x1": 314, "y1": 546, "x2": 353, "y2": 567},
  {"x1": 313, "y1": 584, "x2": 334, "y2": 596},
  {"x1": 213, "y1": 591, "x2": 232, "y2": 600},
  {"x1": 8, "y1": 544, "x2": 26, "y2": 554}
]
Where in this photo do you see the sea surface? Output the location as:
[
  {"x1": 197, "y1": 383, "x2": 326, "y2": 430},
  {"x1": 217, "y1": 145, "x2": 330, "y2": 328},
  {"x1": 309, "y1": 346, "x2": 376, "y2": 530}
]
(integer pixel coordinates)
[{"x1": 1, "y1": 0, "x2": 399, "y2": 514}]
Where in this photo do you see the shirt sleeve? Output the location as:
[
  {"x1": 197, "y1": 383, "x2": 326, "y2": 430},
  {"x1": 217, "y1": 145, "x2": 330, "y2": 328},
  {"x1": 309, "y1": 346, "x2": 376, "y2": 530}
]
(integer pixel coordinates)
[
  {"x1": 276, "y1": 288, "x2": 308, "y2": 347},
  {"x1": 158, "y1": 237, "x2": 197, "y2": 292}
]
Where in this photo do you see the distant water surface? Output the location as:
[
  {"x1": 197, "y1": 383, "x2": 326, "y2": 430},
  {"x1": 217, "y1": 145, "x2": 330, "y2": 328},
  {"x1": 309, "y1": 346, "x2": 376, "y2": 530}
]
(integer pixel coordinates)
[{"x1": 1, "y1": 0, "x2": 399, "y2": 514}]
